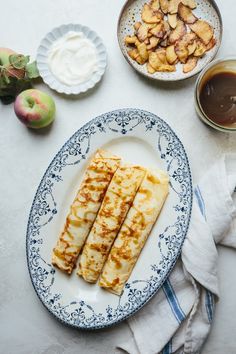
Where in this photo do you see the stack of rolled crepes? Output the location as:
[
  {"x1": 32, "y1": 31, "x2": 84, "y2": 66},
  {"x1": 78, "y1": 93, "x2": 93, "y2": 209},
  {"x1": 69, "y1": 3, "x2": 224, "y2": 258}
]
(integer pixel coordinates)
[{"x1": 52, "y1": 149, "x2": 169, "y2": 295}]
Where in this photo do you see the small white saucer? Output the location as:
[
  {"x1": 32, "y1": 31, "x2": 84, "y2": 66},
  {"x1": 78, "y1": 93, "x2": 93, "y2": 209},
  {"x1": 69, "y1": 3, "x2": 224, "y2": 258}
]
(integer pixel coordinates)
[{"x1": 37, "y1": 24, "x2": 107, "y2": 95}]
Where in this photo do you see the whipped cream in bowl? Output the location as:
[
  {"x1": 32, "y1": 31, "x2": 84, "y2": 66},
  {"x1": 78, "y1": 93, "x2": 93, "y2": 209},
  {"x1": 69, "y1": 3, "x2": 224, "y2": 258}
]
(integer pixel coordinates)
[{"x1": 37, "y1": 24, "x2": 107, "y2": 95}]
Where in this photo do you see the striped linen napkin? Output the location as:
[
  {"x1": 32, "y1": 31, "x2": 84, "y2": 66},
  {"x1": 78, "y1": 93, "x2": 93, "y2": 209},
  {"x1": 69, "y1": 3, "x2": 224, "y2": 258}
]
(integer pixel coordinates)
[{"x1": 117, "y1": 154, "x2": 236, "y2": 354}]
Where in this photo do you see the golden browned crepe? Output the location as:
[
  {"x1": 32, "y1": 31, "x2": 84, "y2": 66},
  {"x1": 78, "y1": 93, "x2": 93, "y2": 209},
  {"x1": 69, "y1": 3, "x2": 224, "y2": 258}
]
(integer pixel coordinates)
[
  {"x1": 99, "y1": 168, "x2": 169, "y2": 295},
  {"x1": 52, "y1": 150, "x2": 121, "y2": 274},
  {"x1": 77, "y1": 165, "x2": 146, "y2": 283}
]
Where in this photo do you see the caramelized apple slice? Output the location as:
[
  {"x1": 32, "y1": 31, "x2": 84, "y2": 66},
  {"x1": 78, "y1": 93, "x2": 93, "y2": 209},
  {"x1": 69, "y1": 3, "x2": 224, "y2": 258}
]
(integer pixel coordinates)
[
  {"x1": 166, "y1": 45, "x2": 178, "y2": 64},
  {"x1": 169, "y1": 20, "x2": 186, "y2": 44},
  {"x1": 134, "y1": 22, "x2": 142, "y2": 31},
  {"x1": 147, "y1": 62, "x2": 156, "y2": 73},
  {"x1": 147, "y1": 36, "x2": 160, "y2": 49},
  {"x1": 136, "y1": 55, "x2": 146, "y2": 65},
  {"x1": 149, "y1": 22, "x2": 165, "y2": 38},
  {"x1": 137, "y1": 23, "x2": 149, "y2": 42},
  {"x1": 189, "y1": 20, "x2": 214, "y2": 45},
  {"x1": 163, "y1": 20, "x2": 171, "y2": 38},
  {"x1": 181, "y1": 0, "x2": 197, "y2": 9},
  {"x1": 161, "y1": 38, "x2": 169, "y2": 47},
  {"x1": 128, "y1": 48, "x2": 139, "y2": 60},
  {"x1": 178, "y1": 3, "x2": 197, "y2": 24},
  {"x1": 125, "y1": 36, "x2": 138, "y2": 46},
  {"x1": 175, "y1": 32, "x2": 196, "y2": 63},
  {"x1": 156, "y1": 47, "x2": 167, "y2": 60},
  {"x1": 142, "y1": 3, "x2": 163, "y2": 23},
  {"x1": 137, "y1": 42, "x2": 149, "y2": 62},
  {"x1": 187, "y1": 40, "x2": 197, "y2": 55},
  {"x1": 193, "y1": 39, "x2": 207, "y2": 57},
  {"x1": 183, "y1": 56, "x2": 198, "y2": 73},
  {"x1": 168, "y1": 13, "x2": 177, "y2": 29},
  {"x1": 150, "y1": 0, "x2": 160, "y2": 11},
  {"x1": 168, "y1": 0, "x2": 181, "y2": 14},
  {"x1": 160, "y1": 0, "x2": 169, "y2": 14},
  {"x1": 175, "y1": 40, "x2": 189, "y2": 63},
  {"x1": 149, "y1": 50, "x2": 176, "y2": 72},
  {"x1": 206, "y1": 37, "x2": 216, "y2": 51}
]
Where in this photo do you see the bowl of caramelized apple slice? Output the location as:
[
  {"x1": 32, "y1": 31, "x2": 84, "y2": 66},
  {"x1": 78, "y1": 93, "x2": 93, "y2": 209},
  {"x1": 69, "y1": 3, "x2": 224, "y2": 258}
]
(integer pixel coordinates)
[{"x1": 117, "y1": 0, "x2": 222, "y2": 81}]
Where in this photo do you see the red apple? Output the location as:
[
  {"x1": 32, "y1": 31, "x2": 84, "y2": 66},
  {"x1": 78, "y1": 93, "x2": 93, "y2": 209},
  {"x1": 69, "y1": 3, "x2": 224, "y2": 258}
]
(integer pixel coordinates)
[{"x1": 14, "y1": 89, "x2": 56, "y2": 129}]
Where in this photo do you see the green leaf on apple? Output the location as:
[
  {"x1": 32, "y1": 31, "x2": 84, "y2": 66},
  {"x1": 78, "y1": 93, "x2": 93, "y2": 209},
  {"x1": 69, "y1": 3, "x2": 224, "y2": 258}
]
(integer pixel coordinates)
[
  {"x1": 26, "y1": 61, "x2": 40, "y2": 79},
  {"x1": 9, "y1": 54, "x2": 30, "y2": 69},
  {"x1": 0, "y1": 48, "x2": 41, "y2": 104}
]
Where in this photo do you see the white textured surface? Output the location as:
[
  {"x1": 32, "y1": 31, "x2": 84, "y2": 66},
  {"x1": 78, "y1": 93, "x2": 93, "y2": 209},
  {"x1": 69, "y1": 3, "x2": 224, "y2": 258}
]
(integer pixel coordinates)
[{"x1": 0, "y1": 0, "x2": 235, "y2": 353}]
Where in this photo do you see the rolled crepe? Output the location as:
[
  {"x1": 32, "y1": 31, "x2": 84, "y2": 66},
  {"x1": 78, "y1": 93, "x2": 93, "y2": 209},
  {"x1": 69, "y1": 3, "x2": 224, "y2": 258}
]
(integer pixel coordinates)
[
  {"x1": 99, "y1": 169, "x2": 169, "y2": 295},
  {"x1": 52, "y1": 149, "x2": 121, "y2": 274},
  {"x1": 77, "y1": 165, "x2": 146, "y2": 283}
]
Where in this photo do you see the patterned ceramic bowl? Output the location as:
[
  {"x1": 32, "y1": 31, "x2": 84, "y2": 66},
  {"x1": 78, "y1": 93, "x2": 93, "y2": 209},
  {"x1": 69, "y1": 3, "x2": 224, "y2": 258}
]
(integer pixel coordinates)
[
  {"x1": 117, "y1": 0, "x2": 222, "y2": 81},
  {"x1": 195, "y1": 57, "x2": 236, "y2": 132},
  {"x1": 37, "y1": 24, "x2": 107, "y2": 95}
]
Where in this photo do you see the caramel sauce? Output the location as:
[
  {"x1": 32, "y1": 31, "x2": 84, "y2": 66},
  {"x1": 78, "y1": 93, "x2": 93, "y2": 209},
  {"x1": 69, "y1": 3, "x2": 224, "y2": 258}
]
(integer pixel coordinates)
[{"x1": 199, "y1": 72, "x2": 236, "y2": 127}]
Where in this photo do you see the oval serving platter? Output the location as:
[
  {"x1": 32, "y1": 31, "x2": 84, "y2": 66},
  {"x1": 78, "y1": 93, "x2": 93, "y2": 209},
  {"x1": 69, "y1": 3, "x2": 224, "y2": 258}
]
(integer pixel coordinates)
[
  {"x1": 26, "y1": 108, "x2": 192, "y2": 329},
  {"x1": 117, "y1": 0, "x2": 222, "y2": 81}
]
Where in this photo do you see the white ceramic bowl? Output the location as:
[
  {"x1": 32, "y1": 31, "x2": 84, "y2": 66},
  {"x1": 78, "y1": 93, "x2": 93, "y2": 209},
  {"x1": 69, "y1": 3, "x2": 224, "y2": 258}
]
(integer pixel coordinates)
[
  {"x1": 37, "y1": 24, "x2": 107, "y2": 95},
  {"x1": 117, "y1": 0, "x2": 222, "y2": 82}
]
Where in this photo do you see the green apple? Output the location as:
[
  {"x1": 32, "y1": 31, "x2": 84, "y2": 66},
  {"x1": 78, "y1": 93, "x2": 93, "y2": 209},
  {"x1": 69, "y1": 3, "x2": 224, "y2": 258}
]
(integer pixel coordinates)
[{"x1": 14, "y1": 89, "x2": 56, "y2": 129}]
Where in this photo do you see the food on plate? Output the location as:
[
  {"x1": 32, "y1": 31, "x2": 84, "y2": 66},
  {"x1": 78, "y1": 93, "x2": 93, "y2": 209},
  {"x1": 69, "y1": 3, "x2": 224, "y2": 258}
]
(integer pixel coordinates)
[
  {"x1": 178, "y1": 2, "x2": 197, "y2": 24},
  {"x1": 125, "y1": 35, "x2": 138, "y2": 45},
  {"x1": 149, "y1": 22, "x2": 165, "y2": 38},
  {"x1": 52, "y1": 150, "x2": 121, "y2": 274},
  {"x1": 147, "y1": 36, "x2": 160, "y2": 50},
  {"x1": 134, "y1": 21, "x2": 142, "y2": 31},
  {"x1": 183, "y1": 56, "x2": 198, "y2": 73},
  {"x1": 77, "y1": 165, "x2": 146, "y2": 283},
  {"x1": 189, "y1": 20, "x2": 214, "y2": 45},
  {"x1": 166, "y1": 45, "x2": 178, "y2": 64},
  {"x1": 187, "y1": 40, "x2": 197, "y2": 55},
  {"x1": 149, "y1": 50, "x2": 176, "y2": 72},
  {"x1": 48, "y1": 31, "x2": 98, "y2": 86},
  {"x1": 147, "y1": 62, "x2": 156, "y2": 73},
  {"x1": 141, "y1": 3, "x2": 163, "y2": 23},
  {"x1": 193, "y1": 39, "x2": 207, "y2": 57},
  {"x1": 14, "y1": 89, "x2": 55, "y2": 129},
  {"x1": 169, "y1": 20, "x2": 186, "y2": 44},
  {"x1": 181, "y1": 0, "x2": 197, "y2": 9},
  {"x1": 99, "y1": 169, "x2": 169, "y2": 295},
  {"x1": 0, "y1": 48, "x2": 39, "y2": 103},
  {"x1": 150, "y1": 0, "x2": 160, "y2": 11},
  {"x1": 168, "y1": 0, "x2": 181, "y2": 14},
  {"x1": 160, "y1": 0, "x2": 169, "y2": 14},
  {"x1": 168, "y1": 13, "x2": 178, "y2": 29},
  {"x1": 137, "y1": 23, "x2": 149, "y2": 41},
  {"x1": 51, "y1": 147, "x2": 171, "y2": 294},
  {"x1": 205, "y1": 37, "x2": 216, "y2": 51},
  {"x1": 124, "y1": 0, "x2": 216, "y2": 74},
  {"x1": 174, "y1": 32, "x2": 196, "y2": 63},
  {"x1": 137, "y1": 42, "x2": 149, "y2": 62}
]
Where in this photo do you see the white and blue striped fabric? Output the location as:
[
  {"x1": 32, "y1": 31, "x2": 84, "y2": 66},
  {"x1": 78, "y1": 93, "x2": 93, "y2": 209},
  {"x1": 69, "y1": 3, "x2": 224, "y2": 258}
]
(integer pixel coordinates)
[{"x1": 118, "y1": 154, "x2": 236, "y2": 354}]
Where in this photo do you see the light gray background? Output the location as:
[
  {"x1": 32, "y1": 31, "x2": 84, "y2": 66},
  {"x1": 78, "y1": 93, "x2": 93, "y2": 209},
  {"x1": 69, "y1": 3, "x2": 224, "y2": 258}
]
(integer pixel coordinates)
[{"x1": 0, "y1": 0, "x2": 235, "y2": 353}]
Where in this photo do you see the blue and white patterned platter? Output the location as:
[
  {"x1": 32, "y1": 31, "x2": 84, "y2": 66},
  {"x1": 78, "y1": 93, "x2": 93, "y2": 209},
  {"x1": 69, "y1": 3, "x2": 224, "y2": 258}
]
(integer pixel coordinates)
[{"x1": 26, "y1": 108, "x2": 192, "y2": 330}]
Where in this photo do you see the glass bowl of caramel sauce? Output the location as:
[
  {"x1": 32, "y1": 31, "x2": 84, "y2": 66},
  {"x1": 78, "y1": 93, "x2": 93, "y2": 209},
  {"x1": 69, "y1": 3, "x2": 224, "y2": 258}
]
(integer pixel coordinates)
[{"x1": 195, "y1": 58, "x2": 236, "y2": 132}]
